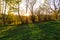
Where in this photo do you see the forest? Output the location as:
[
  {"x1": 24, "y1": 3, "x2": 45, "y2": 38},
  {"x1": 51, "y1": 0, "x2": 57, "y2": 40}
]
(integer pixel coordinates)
[{"x1": 0, "y1": 0, "x2": 60, "y2": 40}]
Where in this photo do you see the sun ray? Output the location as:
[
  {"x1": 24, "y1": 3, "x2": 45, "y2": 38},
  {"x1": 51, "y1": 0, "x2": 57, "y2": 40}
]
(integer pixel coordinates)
[{"x1": 24, "y1": 12, "x2": 30, "y2": 16}]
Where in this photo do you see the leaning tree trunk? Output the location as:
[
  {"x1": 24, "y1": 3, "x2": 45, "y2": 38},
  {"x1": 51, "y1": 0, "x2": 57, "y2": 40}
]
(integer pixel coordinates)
[
  {"x1": 29, "y1": 0, "x2": 37, "y2": 23},
  {"x1": 18, "y1": 0, "x2": 23, "y2": 24},
  {"x1": 2, "y1": 0, "x2": 6, "y2": 24},
  {"x1": 31, "y1": 6, "x2": 35, "y2": 22}
]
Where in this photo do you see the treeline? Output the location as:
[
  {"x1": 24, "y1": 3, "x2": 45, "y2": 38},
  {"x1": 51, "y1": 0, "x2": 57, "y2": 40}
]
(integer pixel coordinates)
[
  {"x1": 0, "y1": 12, "x2": 60, "y2": 25},
  {"x1": 0, "y1": 0, "x2": 60, "y2": 25}
]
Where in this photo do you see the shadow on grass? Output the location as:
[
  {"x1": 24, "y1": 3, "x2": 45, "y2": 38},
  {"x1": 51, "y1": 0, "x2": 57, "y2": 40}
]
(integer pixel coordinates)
[{"x1": 0, "y1": 21, "x2": 60, "y2": 40}]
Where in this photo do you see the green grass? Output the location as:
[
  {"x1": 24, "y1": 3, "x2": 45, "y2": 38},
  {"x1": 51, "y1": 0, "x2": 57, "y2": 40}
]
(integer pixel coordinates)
[{"x1": 0, "y1": 21, "x2": 60, "y2": 40}]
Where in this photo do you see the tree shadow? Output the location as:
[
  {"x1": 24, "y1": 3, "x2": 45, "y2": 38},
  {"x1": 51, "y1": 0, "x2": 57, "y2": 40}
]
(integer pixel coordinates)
[{"x1": 0, "y1": 21, "x2": 60, "y2": 40}]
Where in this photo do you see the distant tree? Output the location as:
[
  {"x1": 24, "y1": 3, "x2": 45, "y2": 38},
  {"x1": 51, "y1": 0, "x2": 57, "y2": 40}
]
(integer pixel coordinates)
[
  {"x1": 44, "y1": 0, "x2": 60, "y2": 20},
  {"x1": 6, "y1": 0, "x2": 22, "y2": 24},
  {"x1": 0, "y1": 0, "x2": 7, "y2": 24},
  {"x1": 28, "y1": 0, "x2": 37, "y2": 22},
  {"x1": 17, "y1": 0, "x2": 23, "y2": 24},
  {"x1": 6, "y1": 12, "x2": 18, "y2": 24}
]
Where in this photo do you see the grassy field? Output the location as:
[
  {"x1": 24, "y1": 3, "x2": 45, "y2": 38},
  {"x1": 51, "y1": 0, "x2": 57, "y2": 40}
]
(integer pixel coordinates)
[{"x1": 0, "y1": 21, "x2": 60, "y2": 40}]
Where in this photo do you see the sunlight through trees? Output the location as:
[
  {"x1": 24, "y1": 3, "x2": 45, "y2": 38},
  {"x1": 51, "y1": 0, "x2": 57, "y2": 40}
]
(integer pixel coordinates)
[{"x1": 0, "y1": 0, "x2": 60, "y2": 24}]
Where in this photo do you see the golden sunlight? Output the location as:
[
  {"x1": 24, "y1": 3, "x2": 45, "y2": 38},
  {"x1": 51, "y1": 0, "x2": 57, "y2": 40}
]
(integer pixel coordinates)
[{"x1": 24, "y1": 12, "x2": 30, "y2": 16}]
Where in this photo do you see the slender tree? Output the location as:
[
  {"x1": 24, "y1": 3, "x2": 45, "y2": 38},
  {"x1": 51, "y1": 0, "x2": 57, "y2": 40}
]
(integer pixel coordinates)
[
  {"x1": 44, "y1": 0, "x2": 60, "y2": 20},
  {"x1": 28, "y1": 0, "x2": 37, "y2": 22}
]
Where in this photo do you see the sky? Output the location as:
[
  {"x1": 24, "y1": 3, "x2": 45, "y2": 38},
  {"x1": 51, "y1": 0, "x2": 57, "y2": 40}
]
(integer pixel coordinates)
[
  {"x1": 1, "y1": 0, "x2": 60, "y2": 15},
  {"x1": 17, "y1": 0, "x2": 44, "y2": 15},
  {"x1": 20, "y1": 0, "x2": 44, "y2": 11},
  {"x1": 16, "y1": 0, "x2": 60, "y2": 15},
  {"x1": 0, "y1": 0, "x2": 44, "y2": 15}
]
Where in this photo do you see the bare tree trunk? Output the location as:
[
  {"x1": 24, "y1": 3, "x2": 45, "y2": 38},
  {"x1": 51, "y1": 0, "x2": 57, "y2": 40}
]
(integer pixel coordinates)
[
  {"x1": 31, "y1": 7, "x2": 35, "y2": 23},
  {"x1": 2, "y1": 0, "x2": 6, "y2": 24},
  {"x1": 37, "y1": 11, "x2": 41, "y2": 22},
  {"x1": 26, "y1": 0, "x2": 29, "y2": 13},
  {"x1": 27, "y1": 0, "x2": 36, "y2": 23},
  {"x1": 18, "y1": 0, "x2": 23, "y2": 24}
]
